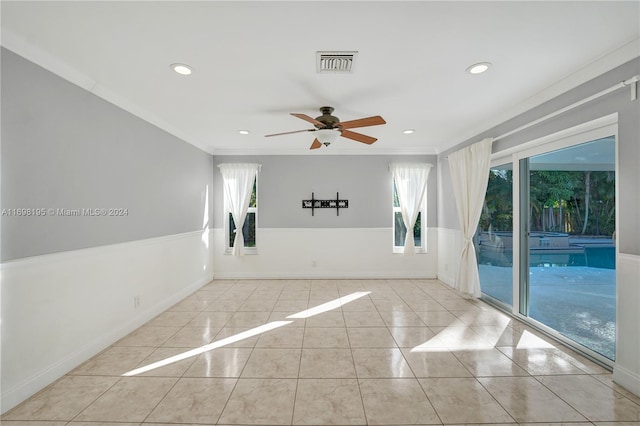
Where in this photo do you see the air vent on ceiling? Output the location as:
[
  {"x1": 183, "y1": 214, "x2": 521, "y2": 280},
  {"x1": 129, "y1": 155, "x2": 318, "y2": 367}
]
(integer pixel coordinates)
[{"x1": 316, "y1": 51, "x2": 358, "y2": 74}]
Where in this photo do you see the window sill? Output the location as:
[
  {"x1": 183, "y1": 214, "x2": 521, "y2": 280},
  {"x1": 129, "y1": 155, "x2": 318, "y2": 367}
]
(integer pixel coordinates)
[
  {"x1": 392, "y1": 248, "x2": 427, "y2": 254},
  {"x1": 224, "y1": 248, "x2": 258, "y2": 255}
]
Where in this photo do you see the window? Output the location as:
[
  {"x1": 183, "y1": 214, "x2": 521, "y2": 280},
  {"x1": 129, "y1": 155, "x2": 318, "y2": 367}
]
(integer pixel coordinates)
[
  {"x1": 393, "y1": 181, "x2": 425, "y2": 253},
  {"x1": 225, "y1": 177, "x2": 257, "y2": 253}
]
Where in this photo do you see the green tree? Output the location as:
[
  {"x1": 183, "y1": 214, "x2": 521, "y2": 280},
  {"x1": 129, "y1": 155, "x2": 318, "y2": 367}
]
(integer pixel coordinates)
[
  {"x1": 585, "y1": 171, "x2": 615, "y2": 235},
  {"x1": 530, "y1": 170, "x2": 581, "y2": 232},
  {"x1": 481, "y1": 169, "x2": 513, "y2": 232},
  {"x1": 482, "y1": 167, "x2": 615, "y2": 238}
]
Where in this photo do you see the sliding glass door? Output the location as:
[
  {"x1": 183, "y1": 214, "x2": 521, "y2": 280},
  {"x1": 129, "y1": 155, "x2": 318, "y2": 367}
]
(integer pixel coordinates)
[
  {"x1": 480, "y1": 131, "x2": 617, "y2": 362},
  {"x1": 524, "y1": 137, "x2": 616, "y2": 360},
  {"x1": 476, "y1": 163, "x2": 513, "y2": 306}
]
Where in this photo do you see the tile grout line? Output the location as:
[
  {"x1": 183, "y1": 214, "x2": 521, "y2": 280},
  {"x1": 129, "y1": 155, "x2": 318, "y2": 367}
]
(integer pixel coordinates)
[
  {"x1": 384, "y1": 279, "x2": 446, "y2": 426},
  {"x1": 530, "y1": 373, "x2": 601, "y2": 422},
  {"x1": 341, "y1": 280, "x2": 369, "y2": 426},
  {"x1": 287, "y1": 282, "x2": 312, "y2": 426},
  {"x1": 143, "y1": 278, "x2": 239, "y2": 425},
  {"x1": 212, "y1": 279, "x2": 255, "y2": 425},
  {"x1": 55, "y1": 374, "x2": 123, "y2": 424}
]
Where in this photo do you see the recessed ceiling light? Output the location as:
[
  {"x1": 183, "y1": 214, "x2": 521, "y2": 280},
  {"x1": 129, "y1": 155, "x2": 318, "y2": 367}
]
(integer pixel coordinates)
[
  {"x1": 171, "y1": 63, "x2": 193, "y2": 75},
  {"x1": 403, "y1": 129, "x2": 415, "y2": 134},
  {"x1": 466, "y1": 62, "x2": 491, "y2": 74},
  {"x1": 238, "y1": 130, "x2": 250, "y2": 135}
]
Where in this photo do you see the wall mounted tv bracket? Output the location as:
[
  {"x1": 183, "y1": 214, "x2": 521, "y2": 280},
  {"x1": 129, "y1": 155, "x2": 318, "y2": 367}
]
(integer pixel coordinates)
[{"x1": 302, "y1": 192, "x2": 348, "y2": 216}]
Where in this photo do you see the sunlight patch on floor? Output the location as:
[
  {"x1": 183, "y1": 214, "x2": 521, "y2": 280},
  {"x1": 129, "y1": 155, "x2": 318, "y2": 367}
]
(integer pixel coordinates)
[{"x1": 123, "y1": 291, "x2": 370, "y2": 376}]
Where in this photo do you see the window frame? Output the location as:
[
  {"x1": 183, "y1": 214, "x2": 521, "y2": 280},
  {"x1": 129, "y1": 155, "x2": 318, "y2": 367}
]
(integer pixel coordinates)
[
  {"x1": 392, "y1": 181, "x2": 427, "y2": 254},
  {"x1": 224, "y1": 177, "x2": 258, "y2": 255}
]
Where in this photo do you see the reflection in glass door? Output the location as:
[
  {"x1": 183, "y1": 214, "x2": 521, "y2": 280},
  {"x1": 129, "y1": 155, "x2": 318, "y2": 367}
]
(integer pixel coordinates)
[
  {"x1": 525, "y1": 137, "x2": 616, "y2": 360},
  {"x1": 476, "y1": 164, "x2": 513, "y2": 306}
]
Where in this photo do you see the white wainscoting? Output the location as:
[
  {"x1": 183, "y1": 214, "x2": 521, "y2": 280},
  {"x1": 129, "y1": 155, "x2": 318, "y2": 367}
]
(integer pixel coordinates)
[
  {"x1": 212, "y1": 228, "x2": 438, "y2": 279},
  {"x1": 0, "y1": 230, "x2": 213, "y2": 413},
  {"x1": 436, "y1": 227, "x2": 461, "y2": 288},
  {"x1": 614, "y1": 253, "x2": 640, "y2": 397}
]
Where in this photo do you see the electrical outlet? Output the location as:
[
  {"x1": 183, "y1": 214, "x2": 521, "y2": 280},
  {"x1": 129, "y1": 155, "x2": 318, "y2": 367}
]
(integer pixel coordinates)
[
  {"x1": 311, "y1": 260, "x2": 317, "y2": 267},
  {"x1": 134, "y1": 296, "x2": 140, "y2": 308}
]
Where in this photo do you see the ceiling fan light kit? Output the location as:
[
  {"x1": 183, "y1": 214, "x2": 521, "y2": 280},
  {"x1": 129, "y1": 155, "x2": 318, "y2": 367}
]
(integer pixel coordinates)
[
  {"x1": 315, "y1": 129, "x2": 340, "y2": 146},
  {"x1": 265, "y1": 106, "x2": 386, "y2": 150}
]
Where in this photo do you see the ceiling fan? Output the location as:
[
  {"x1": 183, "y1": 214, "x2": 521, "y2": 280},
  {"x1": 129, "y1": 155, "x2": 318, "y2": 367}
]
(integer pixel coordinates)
[{"x1": 265, "y1": 106, "x2": 386, "y2": 149}]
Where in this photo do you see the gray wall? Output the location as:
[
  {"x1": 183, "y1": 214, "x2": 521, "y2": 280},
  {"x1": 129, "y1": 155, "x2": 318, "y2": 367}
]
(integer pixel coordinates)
[
  {"x1": 1, "y1": 48, "x2": 214, "y2": 261},
  {"x1": 439, "y1": 58, "x2": 640, "y2": 255},
  {"x1": 212, "y1": 155, "x2": 437, "y2": 229}
]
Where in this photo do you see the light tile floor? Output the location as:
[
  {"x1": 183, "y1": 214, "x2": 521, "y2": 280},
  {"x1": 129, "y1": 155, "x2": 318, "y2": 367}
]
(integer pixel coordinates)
[{"x1": 4, "y1": 279, "x2": 640, "y2": 425}]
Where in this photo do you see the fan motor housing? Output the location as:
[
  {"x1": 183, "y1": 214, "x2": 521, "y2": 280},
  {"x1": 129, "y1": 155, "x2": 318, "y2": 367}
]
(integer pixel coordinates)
[{"x1": 315, "y1": 106, "x2": 340, "y2": 129}]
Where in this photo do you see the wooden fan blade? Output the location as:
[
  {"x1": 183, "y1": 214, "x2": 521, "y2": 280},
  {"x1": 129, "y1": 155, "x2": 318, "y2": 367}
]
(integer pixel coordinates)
[
  {"x1": 338, "y1": 115, "x2": 386, "y2": 130},
  {"x1": 340, "y1": 130, "x2": 377, "y2": 145},
  {"x1": 310, "y1": 139, "x2": 322, "y2": 150},
  {"x1": 265, "y1": 129, "x2": 314, "y2": 137},
  {"x1": 291, "y1": 113, "x2": 326, "y2": 127}
]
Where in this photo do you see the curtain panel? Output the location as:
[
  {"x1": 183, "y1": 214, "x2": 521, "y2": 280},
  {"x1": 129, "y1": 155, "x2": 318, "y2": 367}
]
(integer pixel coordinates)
[
  {"x1": 389, "y1": 162, "x2": 433, "y2": 255},
  {"x1": 448, "y1": 138, "x2": 493, "y2": 297},
  {"x1": 218, "y1": 163, "x2": 261, "y2": 256}
]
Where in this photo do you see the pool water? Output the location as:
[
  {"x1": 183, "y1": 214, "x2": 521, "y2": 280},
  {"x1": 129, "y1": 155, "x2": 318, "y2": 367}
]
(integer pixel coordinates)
[{"x1": 477, "y1": 246, "x2": 615, "y2": 269}]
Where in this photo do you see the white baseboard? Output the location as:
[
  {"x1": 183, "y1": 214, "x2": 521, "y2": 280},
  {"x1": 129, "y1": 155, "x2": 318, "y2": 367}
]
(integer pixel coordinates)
[
  {"x1": 614, "y1": 253, "x2": 640, "y2": 397},
  {"x1": 613, "y1": 364, "x2": 640, "y2": 397},
  {"x1": 1, "y1": 230, "x2": 213, "y2": 413},
  {"x1": 213, "y1": 271, "x2": 438, "y2": 280},
  {"x1": 436, "y1": 272, "x2": 456, "y2": 288}
]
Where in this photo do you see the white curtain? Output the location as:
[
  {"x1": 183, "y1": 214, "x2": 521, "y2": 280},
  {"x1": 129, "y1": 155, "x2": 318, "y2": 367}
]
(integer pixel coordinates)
[
  {"x1": 390, "y1": 162, "x2": 433, "y2": 255},
  {"x1": 448, "y1": 138, "x2": 493, "y2": 297},
  {"x1": 218, "y1": 163, "x2": 261, "y2": 256}
]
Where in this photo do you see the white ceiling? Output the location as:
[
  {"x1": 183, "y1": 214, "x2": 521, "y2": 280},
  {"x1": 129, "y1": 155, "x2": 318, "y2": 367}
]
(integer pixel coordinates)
[{"x1": 2, "y1": 1, "x2": 638, "y2": 155}]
